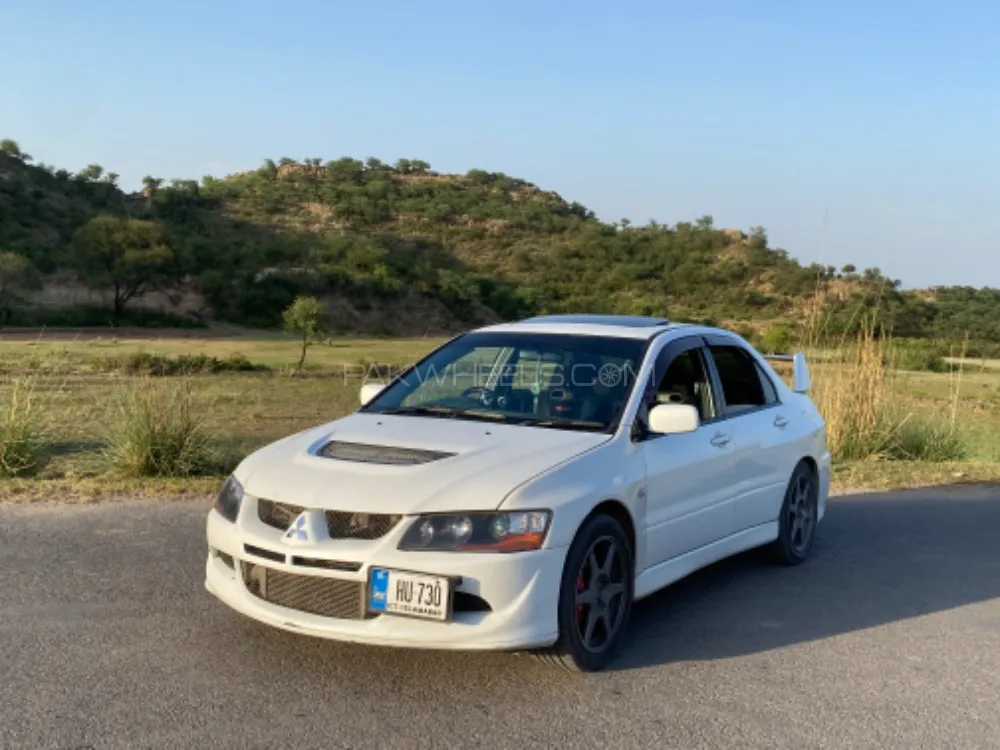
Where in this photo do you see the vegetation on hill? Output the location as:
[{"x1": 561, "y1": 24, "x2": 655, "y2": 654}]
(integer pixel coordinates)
[{"x1": 2, "y1": 137, "x2": 1000, "y2": 343}]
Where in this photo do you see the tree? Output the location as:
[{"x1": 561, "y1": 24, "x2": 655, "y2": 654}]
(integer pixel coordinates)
[
  {"x1": 0, "y1": 139, "x2": 31, "y2": 162},
  {"x1": 260, "y1": 159, "x2": 278, "y2": 180},
  {"x1": 73, "y1": 215, "x2": 174, "y2": 322},
  {"x1": 748, "y1": 225, "x2": 768, "y2": 249},
  {"x1": 283, "y1": 295, "x2": 327, "y2": 371},
  {"x1": 0, "y1": 252, "x2": 41, "y2": 325},
  {"x1": 76, "y1": 164, "x2": 104, "y2": 182},
  {"x1": 142, "y1": 175, "x2": 163, "y2": 195}
]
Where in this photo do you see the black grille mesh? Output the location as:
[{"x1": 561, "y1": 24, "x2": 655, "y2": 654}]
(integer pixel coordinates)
[
  {"x1": 326, "y1": 511, "x2": 401, "y2": 540},
  {"x1": 257, "y1": 499, "x2": 401, "y2": 540},
  {"x1": 241, "y1": 562, "x2": 373, "y2": 620},
  {"x1": 258, "y1": 499, "x2": 304, "y2": 531}
]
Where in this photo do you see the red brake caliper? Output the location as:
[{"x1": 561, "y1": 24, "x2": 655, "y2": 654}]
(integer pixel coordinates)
[{"x1": 576, "y1": 571, "x2": 586, "y2": 623}]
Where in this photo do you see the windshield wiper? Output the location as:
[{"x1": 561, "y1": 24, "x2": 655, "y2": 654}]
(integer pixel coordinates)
[
  {"x1": 520, "y1": 417, "x2": 608, "y2": 432},
  {"x1": 380, "y1": 405, "x2": 458, "y2": 418},
  {"x1": 380, "y1": 405, "x2": 511, "y2": 423}
]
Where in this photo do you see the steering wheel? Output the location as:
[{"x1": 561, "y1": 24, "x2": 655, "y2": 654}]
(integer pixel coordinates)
[{"x1": 459, "y1": 385, "x2": 495, "y2": 406}]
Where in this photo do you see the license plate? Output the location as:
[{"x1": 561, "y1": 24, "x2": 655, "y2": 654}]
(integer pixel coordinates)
[{"x1": 368, "y1": 567, "x2": 452, "y2": 621}]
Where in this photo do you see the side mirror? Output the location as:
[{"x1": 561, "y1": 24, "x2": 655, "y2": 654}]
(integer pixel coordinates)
[
  {"x1": 359, "y1": 382, "x2": 385, "y2": 406},
  {"x1": 648, "y1": 403, "x2": 700, "y2": 435}
]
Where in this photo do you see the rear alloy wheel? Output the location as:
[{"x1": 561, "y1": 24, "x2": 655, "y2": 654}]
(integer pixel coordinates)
[
  {"x1": 770, "y1": 462, "x2": 818, "y2": 565},
  {"x1": 533, "y1": 514, "x2": 634, "y2": 671}
]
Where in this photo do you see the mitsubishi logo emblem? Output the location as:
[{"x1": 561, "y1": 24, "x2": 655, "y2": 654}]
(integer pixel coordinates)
[
  {"x1": 282, "y1": 510, "x2": 326, "y2": 546},
  {"x1": 286, "y1": 514, "x2": 310, "y2": 542}
]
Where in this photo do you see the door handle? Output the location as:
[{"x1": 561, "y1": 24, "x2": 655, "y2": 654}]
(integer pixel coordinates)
[
  {"x1": 773, "y1": 415, "x2": 789, "y2": 429},
  {"x1": 710, "y1": 433, "x2": 731, "y2": 448}
]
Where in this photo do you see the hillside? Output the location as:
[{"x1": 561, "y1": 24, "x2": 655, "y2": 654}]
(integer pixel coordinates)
[{"x1": 1, "y1": 138, "x2": 998, "y2": 342}]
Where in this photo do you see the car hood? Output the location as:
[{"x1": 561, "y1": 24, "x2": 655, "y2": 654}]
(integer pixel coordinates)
[{"x1": 237, "y1": 413, "x2": 611, "y2": 514}]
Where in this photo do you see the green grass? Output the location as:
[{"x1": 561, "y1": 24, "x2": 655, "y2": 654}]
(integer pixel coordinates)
[
  {"x1": 1, "y1": 332, "x2": 999, "y2": 500},
  {"x1": 0, "y1": 372, "x2": 362, "y2": 481},
  {"x1": 0, "y1": 330, "x2": 447, "y2": 375}
]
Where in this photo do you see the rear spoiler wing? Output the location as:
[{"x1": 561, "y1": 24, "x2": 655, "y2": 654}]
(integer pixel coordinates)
[{"x1": 761, "y1": 352, "x2": 811, "y2": 393}]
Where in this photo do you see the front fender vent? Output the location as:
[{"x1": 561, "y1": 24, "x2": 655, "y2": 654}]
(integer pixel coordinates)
[{"x1": 318, "y1": 440, "x2": 455, "y2": 466}]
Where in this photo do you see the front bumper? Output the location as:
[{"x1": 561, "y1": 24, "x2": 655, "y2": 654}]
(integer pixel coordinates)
[{"x1": 204, "y1": 507, "x2": 563, "y2": 651}]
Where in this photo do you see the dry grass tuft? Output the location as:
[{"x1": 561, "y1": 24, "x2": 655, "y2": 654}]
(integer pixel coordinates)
[
  {"x1": 104, "y1": 377, "x2": 218, "y2": 477},
  {"x1": 0, "y1": 376, "x2": 47, "y2": 477}
]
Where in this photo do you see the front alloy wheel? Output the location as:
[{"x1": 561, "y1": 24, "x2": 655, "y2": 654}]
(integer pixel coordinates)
[
  {"x1": 574, "y1": 536, "x2": 628, "y2": 653},
  {"x1": 534, "y1": 513, "x2": 634, "y2": 671}
]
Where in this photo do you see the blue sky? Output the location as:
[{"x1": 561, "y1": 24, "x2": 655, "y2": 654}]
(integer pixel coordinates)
[{"x1": 3, "y1": 0, "x2": 998, "y2": 288}]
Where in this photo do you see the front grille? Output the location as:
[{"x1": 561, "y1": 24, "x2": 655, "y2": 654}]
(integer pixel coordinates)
[
  {"x1": 326, "y1": 511, "x2": 401, "y2": 540},
  {"x1": 258, "y1": 498, "x2": 401, "y2": 540},
  {"x1": 241, "y1": 562, "x2": 373, "y2": 620},
  {"x1": 258, "y1": 498, "x2": 305, "y2": 531}
]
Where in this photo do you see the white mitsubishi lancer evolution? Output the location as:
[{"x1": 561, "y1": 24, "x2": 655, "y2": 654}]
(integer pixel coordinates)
[{"x1": 205, "y1": 314, "x2": 830, "y2": 671}]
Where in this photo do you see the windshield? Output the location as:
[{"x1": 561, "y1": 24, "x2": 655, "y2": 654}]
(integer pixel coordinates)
[{"x1": 361, "y1": 332, "x2": 648, "y2": 432}]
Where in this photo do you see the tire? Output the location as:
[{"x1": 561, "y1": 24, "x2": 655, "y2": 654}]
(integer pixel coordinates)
[
  {"x1": 532, "y1": 513, "x2": 634, "y2": 672},
  {"x1": 769, "y1": 461, "x2": 819, "y2": 565}
]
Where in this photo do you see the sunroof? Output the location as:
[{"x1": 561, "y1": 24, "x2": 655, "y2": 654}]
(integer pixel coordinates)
[{"x1": 520, "y1": 314, "x2": 671, "y2": 328}]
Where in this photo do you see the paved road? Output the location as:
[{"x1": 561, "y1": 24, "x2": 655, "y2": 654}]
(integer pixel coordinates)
[{"x1": 2, "y1": 489, "x2": 999, "y2": 750}]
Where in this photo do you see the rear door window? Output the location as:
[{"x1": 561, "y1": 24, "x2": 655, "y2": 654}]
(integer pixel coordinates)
[{"x1": 707, "y1": 345, "x2": 770, "y2": 416}]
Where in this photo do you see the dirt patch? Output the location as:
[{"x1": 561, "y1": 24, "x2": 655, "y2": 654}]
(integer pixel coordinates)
[{"x1": 0, "y1": 327, "x2": 230, "y2": 341}]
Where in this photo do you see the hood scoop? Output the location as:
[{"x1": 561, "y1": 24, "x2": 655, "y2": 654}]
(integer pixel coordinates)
[{"x1": 317, "y1": 440, "x2": 456, "y2": 466}]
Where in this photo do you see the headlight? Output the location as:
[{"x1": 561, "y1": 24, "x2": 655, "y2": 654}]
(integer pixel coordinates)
[
  {"x1": 398, "y1": 510, "x2": 551, "y2": 552},
  {"x1": 214, "y1": 475, "x2": 244, "y2": 522}
]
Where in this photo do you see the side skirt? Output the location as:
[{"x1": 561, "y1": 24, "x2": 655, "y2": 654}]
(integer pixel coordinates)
[{"x1": 633, "y1": 522, "x2": 779, "y2": 601}]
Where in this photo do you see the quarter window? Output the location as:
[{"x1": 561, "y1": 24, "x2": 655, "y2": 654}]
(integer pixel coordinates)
[{"x1": 755, "y1": 362, "x2": 779, "y2": 405}]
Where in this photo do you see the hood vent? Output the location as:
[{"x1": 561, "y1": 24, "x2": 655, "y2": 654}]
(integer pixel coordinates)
[{"x1": 318, "y1": 440, "x2": 456, "y2": 466}]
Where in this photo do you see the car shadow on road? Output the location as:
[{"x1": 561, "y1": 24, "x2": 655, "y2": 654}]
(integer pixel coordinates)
[{"x1": 610, "y1": 486, "x2": 1000, "y2": 672}]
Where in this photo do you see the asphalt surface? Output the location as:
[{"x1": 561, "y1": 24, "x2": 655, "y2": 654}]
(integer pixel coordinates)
[{"x1": 2, "y1": 488, "x2": 999, "y2": 750}]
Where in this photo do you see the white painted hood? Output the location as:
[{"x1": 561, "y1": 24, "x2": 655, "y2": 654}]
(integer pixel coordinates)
[{"x1": 236, "y1": 413, "x2": 610, "y2": 514}]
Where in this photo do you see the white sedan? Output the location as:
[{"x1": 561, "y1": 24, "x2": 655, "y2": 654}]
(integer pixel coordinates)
[{"x1": 205, "y1": 314, "x2": 830, "y2": 671}]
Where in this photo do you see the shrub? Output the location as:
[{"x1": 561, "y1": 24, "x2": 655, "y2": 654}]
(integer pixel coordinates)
[
  {"x1": 0, "y1": 376, "x2": 46, "y2": 477},
  {"x1": 92, "y1": 352, "x2": 267, "y2": 376},
  {"x1": 889, "y1": 339, "x2": 949, "y2": 373},
  {"x1": 876, "y1": 411, "x2": 968, "y2": 462},
  {"x1": 104, "y1": 378, "x2": 217, "y2": 477},
  {"x1": 759, "y1": 324, "x2": 794, "y2": 353}
]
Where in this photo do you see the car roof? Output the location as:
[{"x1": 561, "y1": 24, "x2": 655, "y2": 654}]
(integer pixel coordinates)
[{"x1": 474, "y1": 314, "x2": 693, "y2": 340}]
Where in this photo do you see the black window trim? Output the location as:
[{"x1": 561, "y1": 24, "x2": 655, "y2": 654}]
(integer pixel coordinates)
[{"x1": 701, "y1": 334, "x2": 782, "y2": 421}]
